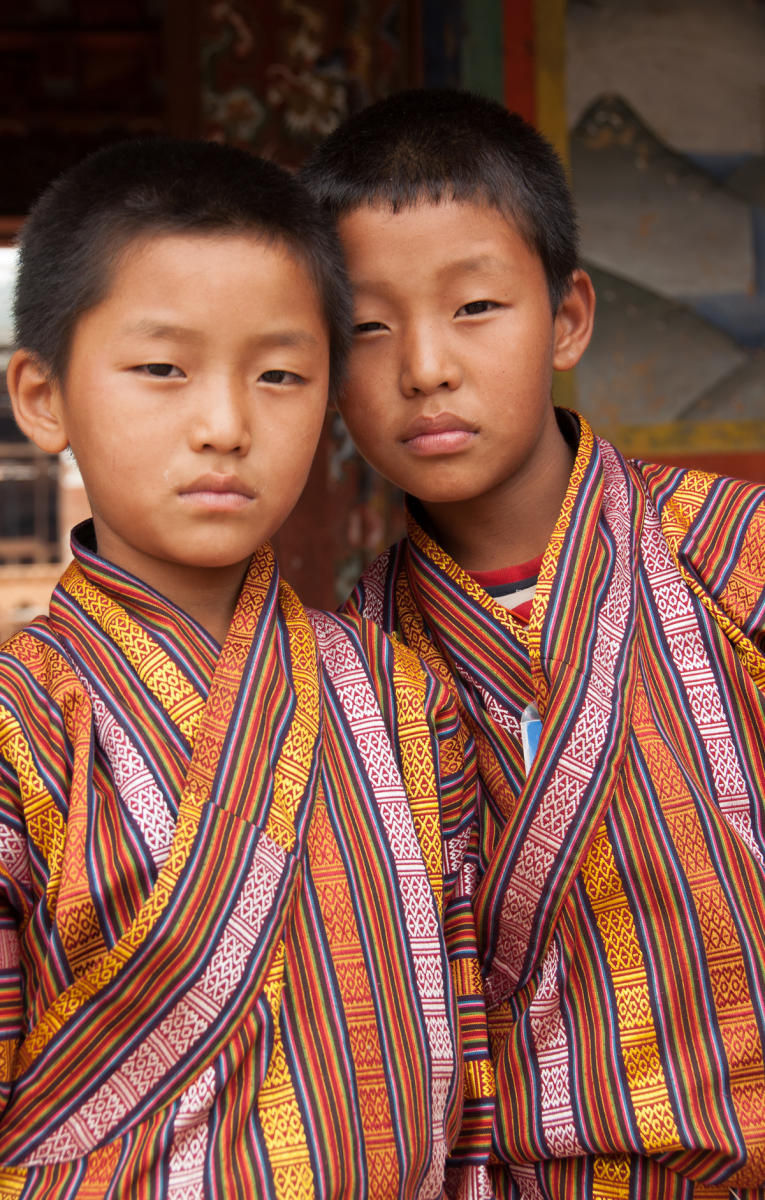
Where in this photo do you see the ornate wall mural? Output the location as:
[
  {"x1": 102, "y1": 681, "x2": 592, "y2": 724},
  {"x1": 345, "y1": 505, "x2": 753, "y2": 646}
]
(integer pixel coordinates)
[
  {"x1": 567, "y1": 0, "x2": 765, "y2": 480},
  {"x1": 201, "y1": 0, "x2": 418, "y2": 160}
]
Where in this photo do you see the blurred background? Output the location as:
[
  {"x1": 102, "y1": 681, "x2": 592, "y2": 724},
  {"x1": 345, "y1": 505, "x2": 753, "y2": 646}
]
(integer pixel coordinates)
[{"x1": 0, "y1": 0, "x2": 763, "y2": 633}]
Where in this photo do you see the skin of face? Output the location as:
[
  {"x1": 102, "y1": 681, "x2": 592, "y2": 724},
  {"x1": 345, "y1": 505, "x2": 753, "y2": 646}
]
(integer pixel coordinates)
[
  {"x1": 336, "y1": 200, "x2": 594, "y2": 568},
  {"x1": 9, "y1": 233, "x2": 330, "y2": 639}
]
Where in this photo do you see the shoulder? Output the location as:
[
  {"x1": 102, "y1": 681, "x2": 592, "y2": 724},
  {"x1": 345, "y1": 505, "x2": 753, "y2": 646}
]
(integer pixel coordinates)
[
  {"x1": 0, "y1": 618, "x2": 83, "y2": 737},
  {"x1": 633, "y1": 458, "x2": 765, "y2": 531},
  {"x1": 632, "y1": 457, "x2": 765, "y2": 637},
  {"x1": 632, "y1": 455, "x2": 765, "y2": 564}
]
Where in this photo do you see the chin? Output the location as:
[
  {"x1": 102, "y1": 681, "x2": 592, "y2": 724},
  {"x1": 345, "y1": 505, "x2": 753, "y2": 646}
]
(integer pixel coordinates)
[
  {"x1": 184, "y1": 549, "x2": 259, "y2": 571},
  {"x1": 409, "y1": 482, "x2": 484, "y2": 506}
]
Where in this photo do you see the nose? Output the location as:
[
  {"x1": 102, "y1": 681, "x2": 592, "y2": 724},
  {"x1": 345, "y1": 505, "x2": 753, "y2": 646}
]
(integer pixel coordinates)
[
  {"x1": 399, "y1": 323, "x2": 461, "y2": 398},
  {"x1": 190, "y1": 375, "x2": 251, "y2": 455}
]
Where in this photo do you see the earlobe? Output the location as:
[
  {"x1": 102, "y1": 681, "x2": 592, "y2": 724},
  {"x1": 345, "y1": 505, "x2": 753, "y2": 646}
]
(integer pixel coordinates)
[
  {"x1": 552, "y1": 269, "x2": 596, "y2": 372},
  {"x1": 6, "y1": 349, "x2": 70, "y2": 454}
]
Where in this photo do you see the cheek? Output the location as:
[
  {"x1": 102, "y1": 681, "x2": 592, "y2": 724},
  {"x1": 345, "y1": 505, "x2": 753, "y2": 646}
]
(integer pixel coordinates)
[
  {"x1": 338, "y1": 406, "x2": 380, "y2": 456},
  {"x1": 339, "y1": 371, "x2": 391, "y2": 436},
  {"x1": 270, "y1": 407, "x2": 325, "y2": 474},
  {"x1": 346, "y1": 343, "x2": 391, "y2": 396}
]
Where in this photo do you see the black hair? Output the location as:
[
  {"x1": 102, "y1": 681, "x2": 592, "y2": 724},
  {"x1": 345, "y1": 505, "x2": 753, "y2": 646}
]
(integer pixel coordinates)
[
  {"x1": 302, "y1": 88, "x2": 579, "y2": 312},
  {"x1": 14, "y1": 137, "x2": 352, "y2": 398}
]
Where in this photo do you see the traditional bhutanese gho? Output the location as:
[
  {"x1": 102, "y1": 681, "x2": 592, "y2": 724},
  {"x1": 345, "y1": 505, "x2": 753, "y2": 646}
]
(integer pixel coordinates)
[
  {"x1": 0, "y1": 525, "x2": 495, "y2": 1199},
  {"x1": 346, "y1": 413, "x2": 765, "y2": 1199}
]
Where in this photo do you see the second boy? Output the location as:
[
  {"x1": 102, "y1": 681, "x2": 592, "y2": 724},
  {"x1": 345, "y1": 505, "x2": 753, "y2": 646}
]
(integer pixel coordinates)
[{"x1": 304, "y1": 89, "x2": 765, "y2": 1197}]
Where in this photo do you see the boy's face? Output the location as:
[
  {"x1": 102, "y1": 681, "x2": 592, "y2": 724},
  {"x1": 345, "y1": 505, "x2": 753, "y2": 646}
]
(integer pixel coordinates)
[
  {"x1": 336, "y1": 199, "x2": 591, "y2": 518},
  {"x1": 32, "y1": 233, "x2": 329, "y2": 599}
]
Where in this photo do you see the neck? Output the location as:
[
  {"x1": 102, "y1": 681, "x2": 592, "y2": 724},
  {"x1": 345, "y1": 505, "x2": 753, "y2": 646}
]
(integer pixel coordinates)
[
  {"x1": 168, "y1": 568, "x2": 249, "y2": 646},
  {"x1": 131, "y1": 561, "x2": 250, "y2": 646},
  {"x1": 93, "y1": 540, "x2": 249, "y2": 648},
  {"x1": 419, "y1": 427, "x2": 574, "y2": 572}
]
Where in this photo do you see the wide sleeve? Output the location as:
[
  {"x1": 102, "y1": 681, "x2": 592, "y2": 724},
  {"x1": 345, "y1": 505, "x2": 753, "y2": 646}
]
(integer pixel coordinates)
[
  {"x1": 0, "y1": 630, "x2": 84, "y2": 1124},
  {"x1": 0, "y1": 670, "x2": 38, "y2": 1113}
]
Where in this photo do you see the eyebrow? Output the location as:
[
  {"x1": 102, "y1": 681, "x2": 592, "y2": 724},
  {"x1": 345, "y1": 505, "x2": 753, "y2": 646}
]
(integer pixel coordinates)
[
  {"x1": 437, "y1": 254, "x2": 506, "y2": 278},
  {"x1": 123, "y1": 320, "x2": 203, "y2": 341},
  {"x1": 255, "y1": 329, "x2": 322, "y2": 350},
  {"x1": 352, "y1": 254, "x2": 507, "y2": 294},
  {"x1": 122, "y1": 320, "x2": 321, "y2": 349}
]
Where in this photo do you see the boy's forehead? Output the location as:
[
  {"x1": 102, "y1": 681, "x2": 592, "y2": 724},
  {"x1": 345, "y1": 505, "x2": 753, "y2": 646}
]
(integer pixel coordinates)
[
  {"x1": 110, "y1": 227, "x2": 282, "y2": 276},
  {"x1": 99, "y1": 228, "x2": 324, "y2": 314},
  {"x1": 78, "y1": 232, "x2": 329, "y2": 346},
  {"x1": 337, "y1": 199, "x2": 529, "y2": 279}
]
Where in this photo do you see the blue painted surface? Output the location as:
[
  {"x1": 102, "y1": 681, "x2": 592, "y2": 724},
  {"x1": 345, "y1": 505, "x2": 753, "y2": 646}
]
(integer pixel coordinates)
[{"x1": 422, "y1": 0, "x2": 462, "y2": 87}]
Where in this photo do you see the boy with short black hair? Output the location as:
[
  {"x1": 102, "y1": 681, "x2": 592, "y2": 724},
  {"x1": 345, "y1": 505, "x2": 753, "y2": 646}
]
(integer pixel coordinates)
[
  {"x1": 0, "y1": 137, "x2": 494, "y2": 1197},
  {"x1": 304, "y1": 88, "x2": 765, "y2": 1197}
]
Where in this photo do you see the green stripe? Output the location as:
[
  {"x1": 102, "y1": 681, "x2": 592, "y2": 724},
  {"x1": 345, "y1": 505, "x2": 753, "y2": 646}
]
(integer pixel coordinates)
[{"x1": 461, "y1": 0, "x2": 504, "y2": 99}]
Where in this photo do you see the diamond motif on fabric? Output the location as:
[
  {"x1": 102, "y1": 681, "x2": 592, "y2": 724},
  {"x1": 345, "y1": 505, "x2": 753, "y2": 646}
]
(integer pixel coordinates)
[{"x1": 76, "y1": 671, "x2": 174, "y2": 869}]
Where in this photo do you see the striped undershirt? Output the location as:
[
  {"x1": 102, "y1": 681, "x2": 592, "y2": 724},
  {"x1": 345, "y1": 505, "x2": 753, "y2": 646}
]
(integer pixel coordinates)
[{"x1": 467, "y1": 554, "x2": 542, "y2": 623}]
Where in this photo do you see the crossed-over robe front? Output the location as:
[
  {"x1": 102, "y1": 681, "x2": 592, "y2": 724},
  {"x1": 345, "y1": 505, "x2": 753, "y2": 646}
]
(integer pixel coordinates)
[
  {"x1": 0, "y1": 526, "x2": 495, "y2": 1199},
  {"x1": 346, "y1": 414, "x2": 765, "y2": 1199}
]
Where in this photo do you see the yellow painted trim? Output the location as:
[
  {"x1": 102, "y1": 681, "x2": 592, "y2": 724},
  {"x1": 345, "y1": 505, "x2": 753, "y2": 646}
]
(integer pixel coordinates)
[
  {"x1": 534, "y1": 0, "x2": 575, "y2": 404},
  {"x1": 605, "y1": 421, "x2": 765, "y2": 457},
  {"x1": 533, "y1": 0, "x2": 569, "y2": 166}
]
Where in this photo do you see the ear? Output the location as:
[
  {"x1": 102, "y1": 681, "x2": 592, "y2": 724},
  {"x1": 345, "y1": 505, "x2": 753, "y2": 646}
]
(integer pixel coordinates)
[
  {"x1": 552, "y1": 269, "x2": 596, "y2": 372},
  {"x1": 5, "y1": 349, "x2": 70, "y2": 454}
]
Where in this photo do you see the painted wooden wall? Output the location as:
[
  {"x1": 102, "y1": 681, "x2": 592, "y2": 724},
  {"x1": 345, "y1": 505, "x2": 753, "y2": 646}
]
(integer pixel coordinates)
[{"x1": 2, "y1": 1, "x2": 760, "y2": 622}]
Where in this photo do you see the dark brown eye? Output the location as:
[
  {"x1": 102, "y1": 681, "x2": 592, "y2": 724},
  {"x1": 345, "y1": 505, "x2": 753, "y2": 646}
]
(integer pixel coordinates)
[
  {"x1": 259, "y1": 369, "x2": 302, "y2": 384},
  {"x1": 144, "y1": 363, "x2": 178, "y2": 377},
  {"x1": 458, "y1": 300, "x2": 495, "y2": 316}
]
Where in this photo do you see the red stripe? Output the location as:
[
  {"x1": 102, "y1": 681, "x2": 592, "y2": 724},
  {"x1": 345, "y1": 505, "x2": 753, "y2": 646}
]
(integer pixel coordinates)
[{"x1": 502, "y1": 0, "x2": 536, "y2": 122}]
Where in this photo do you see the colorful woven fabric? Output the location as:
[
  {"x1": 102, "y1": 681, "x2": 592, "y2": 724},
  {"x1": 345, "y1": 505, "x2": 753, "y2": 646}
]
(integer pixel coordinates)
[
  {"x1": 0, "y1": 526, "x2": 494, "y2": 1198},
  {"x1": 347, "y1": 413, "x2": 765, "y2": 1199}
]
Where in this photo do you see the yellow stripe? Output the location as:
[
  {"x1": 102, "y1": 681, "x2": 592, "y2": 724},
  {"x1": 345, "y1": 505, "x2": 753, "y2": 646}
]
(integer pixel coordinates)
[
  {"x1": 267, "y1": 583, "x2": 321, "y2": 851},
  {"x1": 257, "y1": 942, "x2": 315, "y2": 1197},
  {"x1": 390, "y1": 638, "x2": 443, "y2": 915},
  {"x1": 0, "y1": 708, "x2": 67, "y2": 915},
  {"x1": 581, "y1": 818, "x2": 681, "y2": 1153},
  {"x1": 592, "y1": 1153, "x2": 631, "y2": 1199},
  {"x1": 62, "y1": 563, "x2": 205, "y2": 744},
  {"x1": 0, "y1": 1168, "x2": 25, "y2": 1198}
]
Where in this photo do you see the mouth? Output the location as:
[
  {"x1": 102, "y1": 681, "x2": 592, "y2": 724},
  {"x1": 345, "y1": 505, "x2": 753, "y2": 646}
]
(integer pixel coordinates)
[
  {"x1": 401, "y1": 412, "x2": 477, "y2": 456},
  {"x1": 178, "y1": 474, "x2": 255, "y2": 510}
]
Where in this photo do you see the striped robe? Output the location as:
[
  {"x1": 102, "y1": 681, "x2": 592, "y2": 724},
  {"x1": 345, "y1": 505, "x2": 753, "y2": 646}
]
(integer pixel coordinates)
[
  {"x1": 346, "y1": 414, "x2": 765, "y2": 1199},
  {"x1": 0, "y1": 527, "x2": 495, "y2": 1199}
]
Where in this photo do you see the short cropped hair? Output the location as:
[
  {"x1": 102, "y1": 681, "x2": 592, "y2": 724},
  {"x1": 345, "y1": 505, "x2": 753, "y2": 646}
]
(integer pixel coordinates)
[
  {"x1": 302, "y1": 88, "x2": 579, "y2": 312},
  {"x1": 14, "y1": 137, "x2": 352, "y2": 398}
]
